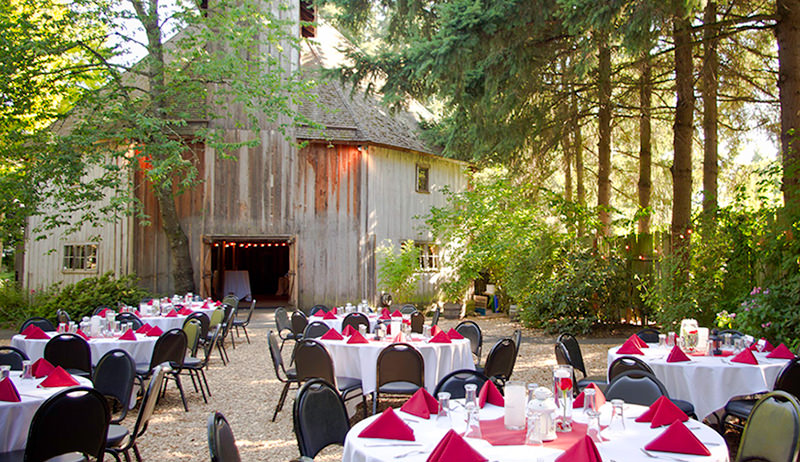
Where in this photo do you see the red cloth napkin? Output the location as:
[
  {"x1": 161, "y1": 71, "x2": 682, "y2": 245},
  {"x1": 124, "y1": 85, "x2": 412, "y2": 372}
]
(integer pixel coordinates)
[
  {"x1": 20, "y1": 325, "x2": 36, "y2": 337},
  {"x1": 323, "y1": 311, "x2": 337, "y2": 320},
  {"x1": 446, "y1": 328, "x2": 463, "y2": 340},
  {"x1": 98, "y1": 308, "x2": 111, "y2": 317},
  {"x1": 391, "y1": 332, "x2": 407, "y2": 343},
  {"x1": 341, "y1": 325, "x2": 357, "y2": 337},
  {"x1": 650, "y1": 397, "x2": 689, "y2": 428},
  {"x1": 164, "y1": 310, "x2": 178, "y2": 318},
  {"x1": 391, "y1": 310, "x2": 403, "y2": 318},
  {"x1": 616, "y1": 337, "x2": 644, "y2": 355},
  {"x1": 331, "y1": 307, "x2": 337, "y2": 314},
  {"x1": 379, "y1": 312, "x2": 391, "y2": 320},
  {"x1": 358, "y1": 407, "x2": 415, "y2": 440},
  {"x1": 119, "y1": 329, "x2": 137, "y2": 341},
  {"x1": 427, "y1": 429, "x2": 486, "y2": 462},
  {"x1": 146, "y1": 325, "x2": 164, "y2": 337},
  {"x1": 750, "y1": 338, "x2": 775, "y2": 352},
  {"x1": 629, "y1": 334, "x2": 648, "y2": 348},
  {"x1": 321, "y1": 328, "x2": 344, "y2": 340},
  {"x1": 178, "y1": 307, "x2": 193, "y2": 315},
  {"x1": 431, "y1": 325, "x2": 443, "y2": 337},
  {"x1": 635, "y1": 396, "x2": 667, "y2": 422},
  {"x1": 347, "y1": 331, "x2": 369, "y2": 344},
  {"x1": 38, "y1": 366, "x2": 80, "y2": 388},
  {"x1": 0, "y1": 377, "x2": 21, "y2": 402},
  {"x1": 767, "y1": 343, "x2": 796, "y2": 359},
  {"x1": 478, "y1": 380, "x2": 504, "y2": 408},
  {"x1": 136, "y1": 323, "x2": 152, "y2": 335},
  {"x1": 666, "y1": 345, "x2": 691, "y2": 363},
  {"x1": 573, "y1": 382, "x2": 606, "y2": 409},
  {"x1": 645, "y1": 420, "x2": 711, "y2": 456},
  {"x1": 554, "y1": 435, "x2": 603, "y2": 462},
  {"x1": 731, "y1": 348, "x2": 759, "y2": 365},
  {"x1": 31, "y1": 358, "x2": 55, "y2": 378},
  {"x1": 76, "y1": 329, "x2": 91, "y2": 341},
  {"x1": 428, "y1": 331, "x2": 452, "y2": 344},
  {"x1": 24, "y1": 325, "x2": 51, "y2": 340},
  {"x1": 312, "y1": 311, "x2": 325, "y2": 318},
  {"x1": 400, "y1": 388, "x2": 439, "y2": 419}
]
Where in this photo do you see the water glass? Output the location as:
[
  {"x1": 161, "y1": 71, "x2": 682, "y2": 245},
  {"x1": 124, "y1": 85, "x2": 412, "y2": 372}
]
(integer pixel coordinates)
[
  {"x1": 58, "y1": 323, "x2": 67, "y2": 334},
  {"x1": 21, "y1": 360, "x2": 33, "y2": 379},
  {"x1": 586, "y1": 411, "x2": 602, "y2": 443},
  {"x1": 504, "y1": 381, "x2": 527, "y2": 430},
  {"x1": 358, "y1": 325, "x2": 367, "y2": 337},
  {"x1": 525, "y1": 413, "x2": 543, "y2": 446},
  {"x1": 658, "y1": 333, "x2": 667, "y2": 348},
  {"x1": 422, "y1": 325, "x2": 431, "y2": 339},
  {"x1": 606, "y1": 399, "x2": 626, "y2": 437},
  {"x1": 734, "y1": 338, "x2": 744, "y2": 353},
  {"x1": 464, "y1": 401, "x2": 482, "y2": 438},
  {"x1": 0, "y1": 365, "x2": 10, "y2": 380},
  {"x1": 464, "y1": 383, "x2": 478, "y2": 408},
  {"x1": 667, "y1": 332, "x2": 676, "y2": 347},
  {"x1": 583, "y1": 388, "x2": 598, "y2": 415},
  {"x1": 436, "y1": 392, "x2": 452, "y2": 428}
]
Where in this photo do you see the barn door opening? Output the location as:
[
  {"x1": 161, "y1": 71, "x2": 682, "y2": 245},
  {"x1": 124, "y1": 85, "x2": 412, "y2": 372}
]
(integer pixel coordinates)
[{"x1": 205, "y1": 237, "x2": 293, "y2": 307}]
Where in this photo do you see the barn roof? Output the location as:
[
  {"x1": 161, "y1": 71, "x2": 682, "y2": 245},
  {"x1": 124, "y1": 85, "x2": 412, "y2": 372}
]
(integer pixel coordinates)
[{"x1": 296, "y1": 23, "x2": 439, "y2": 156}]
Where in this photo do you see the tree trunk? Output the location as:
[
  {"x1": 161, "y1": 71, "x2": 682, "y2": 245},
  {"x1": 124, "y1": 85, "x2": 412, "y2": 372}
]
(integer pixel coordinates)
[
  {"x1": 777, "y1": 0, "x2": 800, "y2": 215},
  {"x1": 638, "y1": 53, "x2": 653, "y2": 235},
  {"x1": 702, "y1": 1, "x2": 719, "y2": 218},
  {"x1": 671, "y1": 9, "x2": 695, "y2": 255},
  {"x1": 573, "y1": 94, "x2": 585, "y2": 237},
  {"x1": 135, "y1": 0, "x2": 196, "y2": 294},
  {"x1": 597, "y1": 36, "x2": 612, "y2": 238},
  {"x1": 563, "y1": 138, "x2": 573, "y2": 202}
]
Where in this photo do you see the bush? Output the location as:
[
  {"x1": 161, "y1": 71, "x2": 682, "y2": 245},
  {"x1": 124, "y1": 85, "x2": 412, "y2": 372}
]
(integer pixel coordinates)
[{"x1": 35, "y1": 272, "x2": 150, "y2": 321}]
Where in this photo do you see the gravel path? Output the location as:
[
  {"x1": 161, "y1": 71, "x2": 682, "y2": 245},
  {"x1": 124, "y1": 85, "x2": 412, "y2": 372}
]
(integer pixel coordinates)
[{"x1": 0, "y1": 311, "x2": 636, "y2": 461}]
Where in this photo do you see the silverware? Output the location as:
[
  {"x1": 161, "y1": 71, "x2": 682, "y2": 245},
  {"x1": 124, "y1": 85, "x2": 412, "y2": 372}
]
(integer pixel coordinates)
[
  {"x1": 393, "y1": 449, "x2": 427, "y2": 458},
  {"x1": 640, "y1": 448, "x2": 689, "y2": 462}
]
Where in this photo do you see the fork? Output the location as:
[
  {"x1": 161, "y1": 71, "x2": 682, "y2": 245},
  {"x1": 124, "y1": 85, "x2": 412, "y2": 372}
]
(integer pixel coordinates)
[
  {"x1": 640, "y1": 448, "x2": 689, "y2": 462},
  {"x1": 393, "y1": 449, "x2": 427, "y2": 458}
]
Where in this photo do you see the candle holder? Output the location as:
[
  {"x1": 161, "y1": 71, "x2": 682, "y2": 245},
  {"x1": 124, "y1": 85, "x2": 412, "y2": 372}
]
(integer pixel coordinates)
[{"x1": 553, "y1": 365, "x2": 573, "y2": 432}]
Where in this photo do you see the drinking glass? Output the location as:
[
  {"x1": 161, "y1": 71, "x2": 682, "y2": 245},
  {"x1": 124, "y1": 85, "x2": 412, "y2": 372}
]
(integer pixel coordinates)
[
  {"x1": 583, "y1": 388, "x2": 598, "y2": 415},
  {"x1": 464, "y1": 383, "x2": 478, "y2": 409},
  {"x1": 436, "y1": 392, "x2": 452, "y2": 428},
  {"x1": 504, "y1": 381, "x2": 527, "y2": 430},
  {"x1": 667, "y1": 332, "x2": 676, "y2": 347},
  {"x1": 422, "y1": 325, "x2": 431, "y2": 339},
  {"x1": 21, "y1": 360, "x2": 33, "y2": 379},
  {"x1": 525, "y1": 413, "x2": 543, "y2": 446},
  {"x1": 586, "y1": 411, "x2": 602, "y2": 443},
  {"x1": 605, "y1": 399, "x2": 626, "y2": 437},
  {"x1": 0, "y1": 365, "x2": 10, "y2": 380},
  {"x1": 658, "y1": 333, "x2": 667, "y2": 348},
  {"x1": 734, "y1": 338, "x2": 744, "y2": 353},
  {"x1": 463, "y1": 399, "x2": 482, "y2": 438},
  {"x1": 358, "y1": 325, "x2": 367, "y2": 337},
  {"x1": 553, "y1": 365, "x2": 573, "y2": 432}
]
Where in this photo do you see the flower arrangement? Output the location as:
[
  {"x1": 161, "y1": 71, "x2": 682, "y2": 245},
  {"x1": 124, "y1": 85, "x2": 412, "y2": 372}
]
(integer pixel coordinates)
[{"x1": 715, "y1": 310, "x2": 736, "y2": 329}]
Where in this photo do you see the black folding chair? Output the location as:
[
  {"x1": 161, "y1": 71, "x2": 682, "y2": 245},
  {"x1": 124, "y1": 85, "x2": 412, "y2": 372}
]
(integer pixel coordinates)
[
  {"x1": 735, "y1": 390, "x2": 800, "y2": 462},
  {"x1": 373, "y1": 343, "x2": 424, "y2": 414},
  {"x1": 479, "y1": 338, "x2": 517, "y2": 386},
  {"x1": 308, "y1": 305, "x2": 329, "y2": 316},
  {"x1": 44, "y1": 333, "x2": 92, "y2": 378},
  {"x1": 303, "y1": 321, "x2": 330, "y2": 339},
  {"x1": 342, "y1": 313, "x2": 370, "y2": 334},
  {"x1": 399, "y1": 304, "x2": 417, "y2": 314},
  {"x1": 607, "y1": 355, "x2": 655, "y2": 382},
  {"x1": 208, "y1": 411, "x2": 242, "y2": 462},
  {"x1": 268, "y1": 330, "x2": 299, "y2": 422},
  {"x1": 25, "y1": 387, "x2": 109, "y2": 462},
  {"x1": 19, "y1": 317, "x2": 55, "y2": 333},
  {"x1": 455, "y1": 320, "x2": 483, "y2": 366},
  {"x1": 294, "y1": 339, "x2": 366, "y2": 418},
  {"x1": 434, "y1": 369, "x2": 492, "y2": 399},
  {"x1": 135, "y1": 328, "x2": 189, "y2": 411},
  {"x1": 0, "y1": 346, "x2": 28, "y2": 370},
  {"x1": 555, "y1": 333, "x2": 608, "y2": 392},
  {"x1": 635, "y1": 328, "x2": 661, "y2": 344},
  {"x1": 93, "y1": 349, "x2": 137, "y2": 424},
  {"x1": 409, "y1": 311, "x2": 424, "y2": 334},
  {"x1": 293, "y1": 378, "x2": 350, "y2": 459},
  {"x1": 232, "y1": 299, "x2": 255, "y2": 343},
  {"x1": 116, "y1": 312, "x2": 144, "y2": 330},
  {"x1": 275, "y1": 307, "x2": 298, "y2": 351}
]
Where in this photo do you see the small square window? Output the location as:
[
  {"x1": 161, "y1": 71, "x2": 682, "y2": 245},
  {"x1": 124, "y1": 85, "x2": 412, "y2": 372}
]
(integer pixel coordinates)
[
  {"x1": 416, "y1": 164, "x2": 430, "y2": 193},
  {"x1": 415, "y1": 242, "x2": 440, "y2": 271},
  {"x1": 63, "y1": 244, "x2": 98, "y2": 272}
]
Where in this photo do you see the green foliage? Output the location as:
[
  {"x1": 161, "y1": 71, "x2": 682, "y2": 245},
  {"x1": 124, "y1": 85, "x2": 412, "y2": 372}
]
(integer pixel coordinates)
[{"x1": 377, "y1": 240, "x2": 421, "y2": 303}]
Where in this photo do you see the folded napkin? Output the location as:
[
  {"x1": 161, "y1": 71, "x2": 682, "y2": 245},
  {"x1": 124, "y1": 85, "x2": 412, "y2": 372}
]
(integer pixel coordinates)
[
  {"x1": 178, "y1": 307, "x2": 193, "y2": 315},
  {"x1": 322, "y1": 311, "x2": 337, "y2": 320},
  {"x1": 431, "y1": 325, "x2": 443, "y2": 337},
  {"x1": 750, "y1": 338, "x2": 775, "y2": 352},
  {"x1": 347, "y1": 331, "x2": 369, "y2": 344},
  {"x1": 20, "y1": 325, "x2": 37, "y2": 337},
  {"x1": 136, "y1": 323, "x2": 153, "y2": 335},
  {"x1": 628, "y1": 334, "x2": 648, "y2": 349},
  {"x1": 478, "y1": 380, "x2": 504, "y2": 408},
  {"x1": 98, "y1": 308, "x2": 112, "y2": 317},
  {"x1": 331, "y1": 307, "x2": 337, "y2": 314},
  {"x1": 31, "y1": 358, "x2": 55, "y2": 379},
  {"x1": 358, "y1": 407, "x2": 415, "y2": 441},
  {"x1": 0, "y1": 377, "x2": 21, "y2": 402},
  {"x1": 428, "y1": 331, "x2": 452, "y2": 344},
  {"x1": 554, "y1": 435, "x2": 603, "y2": 462},
  {"x1": 400, "y1": 388, "x2": 439, "y2": 419},
  {"x1": 446, "y1": 328, "x2": 463, "y2": 340},
  {"x1": 38, "y1": 366, "x2": 80, "y2": 388},
  {"x1": 573, "y1": 382, "x2": 606, "y2": 409},
  {"x1": 381, "y1": 308, "x2": 390, "y2": 317},
  {"x1": 24, "y1": 325, "x2": 51, "y2": 340},
  {"x1": 312, "y1": 310, "x2": 325, "y2": 318},
  {"x1": 341, "y1": 325, "x2": 357, "y2": 337},
  {"x1": 616, "y1": 337, "x2": 644, "y2": 355},
  {"x1": 321, "y1": 328, "x2": 344, "y2": 340},
  {"x1": 650, "y1": 397, "x2": 689, "y2": 428},
  {"x1": 635, "y1": 396, "x2": 667, "y2": 422},
  {"x1": 767, "y1": 343, "x2": 795, "y2": 359},
  {"x1": 731, "y1": 348, "x2": 758, "y2": 365},
  {"x1": 391, "y1": 310, "x2": 403, "y2": 318},
  {"x1": 76, "y1": 329, "x2": 91, "y2": 341},
  {"x1": 119, "y1": 329, "x2": 137, "y2": 341},
  {"x1": 645, "y1": 420, "x2": 711, "y2": 456},
  {"x1": 149, "y1": 300, "x2": 155, "y2": 306},
  {"x1": 379, "y1": 312, "x2": 391, "y2": 320},
  {"x1": 391, "y1": 332, "x2": 407, "y2": 343},
  {"x1": 427, "y1": 429, "x2": 487, "y2": 462},
  {"x1": 165, "y1": 310, "x2": 178, "y2": 318},
  {"x1": 146, "y1": 325, "x2": 164, "y2": 337},
  {"x1": 666, "y1": 345, "x2": 691, "y2": 363}
]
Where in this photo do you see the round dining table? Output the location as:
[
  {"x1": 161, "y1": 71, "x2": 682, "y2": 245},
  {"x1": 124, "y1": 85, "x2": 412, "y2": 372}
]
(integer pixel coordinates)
[
  {"x1": 11, "y1": 332, "x2": 159, "y2": 366},
  {"x1": 319, "y1": 334, "x2": 474, "y2": 395},
  {"x1": 343, "y1": 400, "x2": 729, "y2": 462},
  {"x1": 607, "y1": 343, "x2": 790, "y2": 420},
  {"x1": 0, "y1": 371, "x2": 93, "y2": 455},
  {"x1": 138, "y1": 303, "x2": 218, "y2": 331},
  {"x1": 313, "y1": 313, "x2": 380, "y2": 333}
]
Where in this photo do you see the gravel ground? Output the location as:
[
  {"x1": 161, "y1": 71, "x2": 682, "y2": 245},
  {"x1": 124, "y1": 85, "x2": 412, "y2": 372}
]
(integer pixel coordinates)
[{"x1": 0, "y1": 312, "x2": 671, "y2": 461}]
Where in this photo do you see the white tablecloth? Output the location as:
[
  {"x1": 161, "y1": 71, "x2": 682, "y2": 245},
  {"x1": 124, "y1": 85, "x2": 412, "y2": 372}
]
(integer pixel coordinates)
[
  {"x1": 319, "y1": 335, "x2": 474, "y2": 395},
  {"x1": 0, "y1": 371, "x2": 93, "y2": 453},
  {"x1": 223, "y1": 270, "x2": 251, "y2": 301},
  {"x1": 311, "y1": 313, "x2": 379, "y2": 333},
  {"x1": 608, "y1": 344, "x2": 790, "y2": 419},
  {"x1": 11, "y1": 333, "x2": 158, "y2": 366},
  {"x1": 343, "y1": 401, "x2": 729, "y2": 462}
]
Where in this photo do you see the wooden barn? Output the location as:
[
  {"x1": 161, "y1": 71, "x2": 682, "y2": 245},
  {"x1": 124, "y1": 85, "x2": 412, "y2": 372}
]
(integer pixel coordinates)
[{"x1": 20, "y1": 13, "x2": 469, "y2": 310}]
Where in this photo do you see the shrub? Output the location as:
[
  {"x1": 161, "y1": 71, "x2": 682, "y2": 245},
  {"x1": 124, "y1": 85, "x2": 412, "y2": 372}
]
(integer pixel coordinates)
[{"x1": 376, "y1": 240, "x2": 421, "y2": 303}]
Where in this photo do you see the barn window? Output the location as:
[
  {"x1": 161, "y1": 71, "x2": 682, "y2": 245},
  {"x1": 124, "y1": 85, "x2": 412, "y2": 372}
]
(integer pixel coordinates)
[
  {"x1": 416, "y1": 242, "x2": 440, "y2": 271},
  {"x1": 416, "y1": 164, "x2": 430, "y2": 193},
  {"x1": 300, "y1": 0, "x2": 316, "y2": 38},
  {"x1": 63, "y1": 244, "x2": 98, "y2": 272}
]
